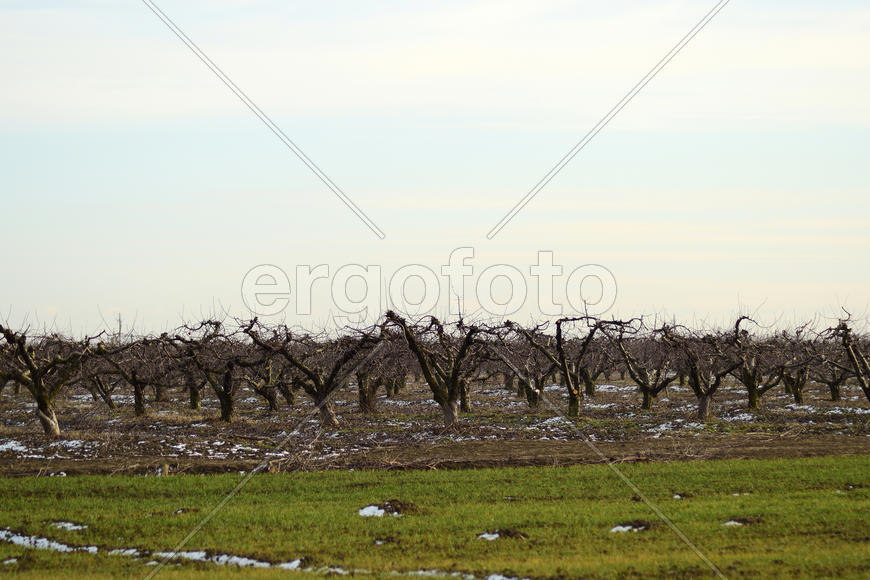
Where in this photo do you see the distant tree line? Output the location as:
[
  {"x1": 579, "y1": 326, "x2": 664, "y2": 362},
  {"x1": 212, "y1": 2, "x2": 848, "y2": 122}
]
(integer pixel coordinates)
[{"x1": 1, "y1": 314, "x2": 868, "y2": 437}]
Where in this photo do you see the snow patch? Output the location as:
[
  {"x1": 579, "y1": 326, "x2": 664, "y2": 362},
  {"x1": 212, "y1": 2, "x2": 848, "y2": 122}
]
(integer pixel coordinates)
[
  {"x1": 359, "y1": 505, "x2": 385, "y2": 517},
  {"x1": 51, "y1": 522, "x2": 87, "y2": 531},
  {"x1": 0, "y1": 440, "x2": 27, "y2": 453},
  {"x1": 609, "y1": 522, "x2": 649, "y2": 533}
]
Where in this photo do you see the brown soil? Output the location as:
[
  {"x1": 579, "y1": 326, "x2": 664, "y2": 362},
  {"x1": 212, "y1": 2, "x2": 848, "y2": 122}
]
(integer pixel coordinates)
[
  {"x1": 0, "y1": 433, "x2": 867, "y2": 476},
  {"x1": 1, "y1": 378, "x2": 868, "y2": 476}
]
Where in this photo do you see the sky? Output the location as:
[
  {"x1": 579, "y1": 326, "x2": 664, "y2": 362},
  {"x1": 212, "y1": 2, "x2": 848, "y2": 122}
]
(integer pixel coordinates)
[{"x1": 1, "y1": 0, "x2": 869, "y2": 334}]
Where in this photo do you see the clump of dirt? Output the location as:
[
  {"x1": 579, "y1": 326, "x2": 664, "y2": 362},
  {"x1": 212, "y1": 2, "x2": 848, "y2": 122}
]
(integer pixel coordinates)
[
  {"x1": 613, "y1": 520, "x2": 652, "y2": 532},
  {"x1": 726, "y1": 516, "x2": 762, "y2": 525},
  {"x1": 493, "y1": 528, "x2": 529, "y2": 539},
  {"x1": 377, "y1": 499, "x2": 419, "y2": 515}
]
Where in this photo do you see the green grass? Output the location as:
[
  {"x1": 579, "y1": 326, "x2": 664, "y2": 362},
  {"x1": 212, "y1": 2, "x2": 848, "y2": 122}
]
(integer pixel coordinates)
[{"x1": 1, "y1": 456, "x2": 869, "y2": 578}]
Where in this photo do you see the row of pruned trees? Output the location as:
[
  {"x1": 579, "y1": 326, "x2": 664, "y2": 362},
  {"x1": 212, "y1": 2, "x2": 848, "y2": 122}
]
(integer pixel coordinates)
[{"x1": 1, "y1": 315, "x2": 869, "y2": 436}]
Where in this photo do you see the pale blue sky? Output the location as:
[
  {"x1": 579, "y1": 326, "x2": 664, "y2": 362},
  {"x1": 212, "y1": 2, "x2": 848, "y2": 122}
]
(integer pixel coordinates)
[{"x1": 1, "y1": 1, "x2": 868, "y2": 333}]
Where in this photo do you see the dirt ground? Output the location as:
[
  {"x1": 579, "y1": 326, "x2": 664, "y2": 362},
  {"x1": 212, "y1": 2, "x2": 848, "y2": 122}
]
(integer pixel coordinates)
[{"x1": 1, "y1": 379, "x2": 868, "y2": 476}]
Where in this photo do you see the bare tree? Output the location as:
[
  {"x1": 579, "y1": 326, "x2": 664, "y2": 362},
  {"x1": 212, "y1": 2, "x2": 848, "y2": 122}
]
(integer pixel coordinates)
[
  {"x1": 663, "y1": 326, "x2": 739, "y2": 420},
  {"x1": 0, "y1": 325, "x2": 108, "y2": 436},
  {"x1": 386, "y1": 311, "x2": 483, "y2": 426},
  {"x1": 829, "y1": 320, "x2": 870, "y2": 403},
  {"x1": 606, "y1": 321, "x2": 679, "y2": 411},
  {"x1": 244, "y1": 319, "x2": 382, "y2": 427},
  {"x1": 729, "y1": 317, "x2": 783, "y2": 410}
]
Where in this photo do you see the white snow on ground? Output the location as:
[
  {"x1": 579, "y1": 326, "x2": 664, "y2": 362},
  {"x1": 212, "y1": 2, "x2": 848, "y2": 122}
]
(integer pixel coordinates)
[
  {"x1": 0, "y1": 440, "x2": 27, "y2": 453},
  {"x1": 826, "y1": 407, "x2": 870, "y2": 415},
  {"x1": 477, "y1": 532, "x2": 499, "y2": 541},
  {"x1": 380, "y1": 399, "x2": 418, "y2": 407},
  {"x1": 539, "y1": 417, "x2": 571, "y2": 427},
  {"x1": 596, "y1": 384, "x2": 636, "y2": 393},
  {"x1": 722, "y1": 413, "x2": 755, "y2": 422},
  {"x1": 0, "y1": 529, "x2": 97, "y2": 554},
  {"x1": 51, "y1": 522, "x2": 87, "y2": 531},
  {"x1": 154, "y1": 551, "x2": 272, "y2": 568},
  {"x1": 609, "y1": 525, "x2": 637, "y2": 533},
  {"x1": 4, "y1": 525, "x2": 529, "y2": 578},
  {"x1": 359, "y1": 505, "x2": 385, "y2": 517},
  {"x1": 722, "y1": 520, "x2": 744, "y2": 527}
]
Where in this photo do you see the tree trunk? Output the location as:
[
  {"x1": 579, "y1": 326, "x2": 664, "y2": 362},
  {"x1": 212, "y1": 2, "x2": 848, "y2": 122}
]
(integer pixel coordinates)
[
  {"x1": 567, "y1": 389, "x2": 580, "y2": 418},
  {"x1": 459, "y1": 380, "x2": 471, "y2": 413},
  {"x1": 262, "y1": 387, "x2": 279, "y2": 412},
  {"x1": 357, "y1": 375, "x2": 378, "y2": 414},
  {"x1": 92, "y1": 378, "x2": 117, "y2": 411},
  {"x1": 791, "y1": 387, "x2": 803, "y2": 405},
  {"x1": 641, "y1": 389, "x2": 653, "y2": 410},
  {"x1": 747, "y1": 384, "x2": 760, "y2": 410},
  {"x1": 504, "y1": 374, "x2": 515, "y2": 392},
  {"x1": 278, "y1": 383, "x2": 295, "y2": 407},
  {"x1": 678, "y1": 370, "x2": 686, "y2": 387},
  {"x1": 782, "y1": 374, "x2": 804, "y2": 405},
  {"x1": 697, "y1": 393, "x2": 714, "y2": 420},
  {"x1": 133, "y1": 382, "x2": 147, "y2": 417},
  {"x1": 318, "y1": 400, "x2": 340, "y2": 427},
  {"x1": 153, "y1": 384, "x2": 167, "y2": 402},
  {"x1": 218, "y1": 391, "x2": 234, "y2": 422},
  {"x1": 36, "y1": 396, "x2": 61, "y2": 437},
  {"x1": 579, "y1": 368, "x2": 596, "y2": 397},
  {"x1": 102, "y1": 391, "x2": 117, "y2": 411},
  {"x1": 189, "y1": 384, "x2": 201, "y2": 410},
  {"x1": 441, "y1": 399, "x2": 459, "y2": 426},
  {"x1": 524, "y1": 381, "x2": 540, "y2": 408},
  {"x1": 829, "y1": 383, "x2": 841, "y2": 402}
]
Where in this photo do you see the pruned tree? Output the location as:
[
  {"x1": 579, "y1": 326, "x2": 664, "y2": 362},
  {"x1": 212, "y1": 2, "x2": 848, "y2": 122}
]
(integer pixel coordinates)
[
  {"x1": 663, "y1": 326, "x2": 739, "y2": 420},
  {"x1": 385, "y1": 311, "x2": 483, "y2": 426},
  {"x1": 605, "y1": 320, "x2": 679, "y2": 411},
  {"x1": 829, "y1": 319, "x2": 870, "y2": 403},
  {"x1": 729, "y1": 317, "x2": 783, "y2": 410},
  {"x1": 0, "y1": 325, "x2": 108, "y2": 436},
  {"x1": 170, "y1": 321, "x2": 259, "y2": 422},
  {"x1": 244, "y1": 318, "x2": 383, "y2": 427}
]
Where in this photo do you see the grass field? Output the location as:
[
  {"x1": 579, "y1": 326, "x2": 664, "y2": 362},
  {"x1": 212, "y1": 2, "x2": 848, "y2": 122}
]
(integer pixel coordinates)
[{"x1": 1, "y1": 455, "x2": 869, "y2": 578}]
